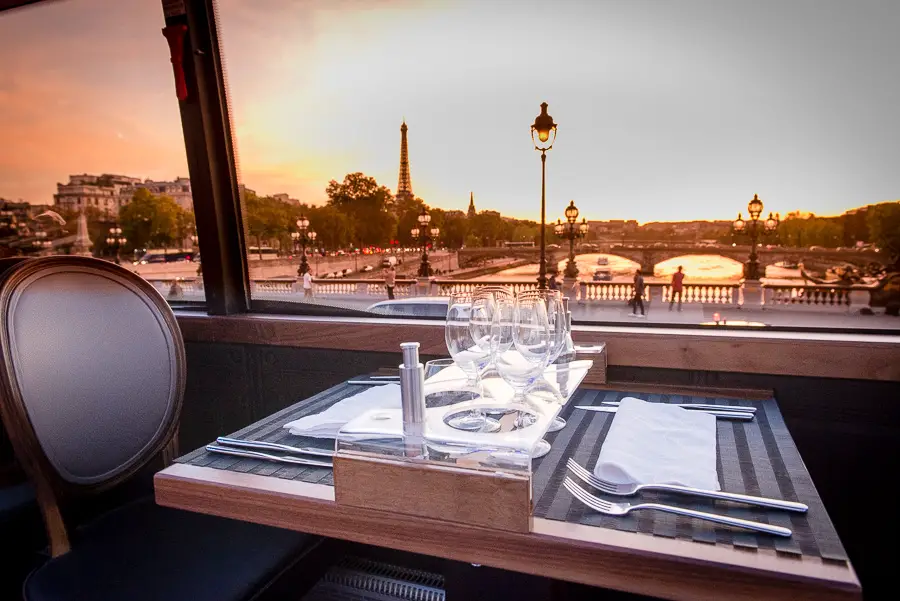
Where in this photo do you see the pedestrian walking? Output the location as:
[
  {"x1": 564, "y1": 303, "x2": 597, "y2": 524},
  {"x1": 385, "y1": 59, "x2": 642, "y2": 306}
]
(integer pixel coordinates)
[
  {"x1": 385, "y1": 264, "x2": 396, "y2": 300},
  {"x1": 669, "y1": 265, "x2": 685, "y2": 311},
  {"x1": 548, "y1": 273, "x2": 559, "y2": 291},
  {"x1": 630, "y1": 269, "x2": 646, "y2": 317},
  {"x1": 302, "y1": 269, "x2": 313, "y2": 299}
]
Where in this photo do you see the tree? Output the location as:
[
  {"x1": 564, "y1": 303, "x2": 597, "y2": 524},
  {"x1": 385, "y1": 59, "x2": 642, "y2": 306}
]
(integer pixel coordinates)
[
  {"x1": 470, "y1": 210, "x2": 505, "y2": 246},
  {"x1": 440, "y1": 211, "x2": 469, "y2": 249},
  {"x1": 119, "y1": 188, "x2": 187, "y2": 251},
  {"x1": 867, "y1": 202, "x2": 900, "y2": 265},
  {"x1": 325, "y1": 172, "x2": 395, "y2": 247},
  {"x1": 244, "y1": 191, "x2": 294, "y2": 256},
  {"x1": 307, "y1": 204, "x2": 353, "y2": 250}
]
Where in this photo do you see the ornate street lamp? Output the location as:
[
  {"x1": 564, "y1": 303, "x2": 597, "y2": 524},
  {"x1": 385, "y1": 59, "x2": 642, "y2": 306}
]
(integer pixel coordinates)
[
  {"x1": 531, "y1": 102, "x2": 558, "y2": 289},
  {"x1": 412, "y1": 207, "x2": 439, "y2": 277},
  {"x1": 106, "y1": 226, "x2": 126, "y2": 265},
  {"x1": 731, "y1": 194, "x2": 779, "y2": 280},
  {"x1": 295, "y1": 214, "x2": 314, "y2": 276},
  {"x1": 555, "y1": 200, "x2": 589, "y2": 278}
]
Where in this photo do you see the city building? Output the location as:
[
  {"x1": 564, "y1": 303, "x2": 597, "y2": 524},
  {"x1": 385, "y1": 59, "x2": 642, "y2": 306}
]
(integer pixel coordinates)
[
  {"x1": 53, "y1": 173, "x2": 141, "y2": 217},
  {"x1": 122, "y1": 177, "x2": 193, "y2": 212},
  {"x1": 272, "y1": 193, "x2": 300, "y2": 206}
]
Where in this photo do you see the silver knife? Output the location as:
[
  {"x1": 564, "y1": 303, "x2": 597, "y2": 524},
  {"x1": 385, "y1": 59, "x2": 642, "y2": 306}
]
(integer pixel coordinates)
[
  {"x1": 205, "y1": 444, "x2": 333, "y2": 468},
  {"x1": 575, "y1": 406, "x2": 754, "y2": 421},
  {"x1": 216, "y1": 437, "x2": 334, "y2": 458},
  {"x1": 601, "y1": 401, "x2": 757, "y2": 414}
]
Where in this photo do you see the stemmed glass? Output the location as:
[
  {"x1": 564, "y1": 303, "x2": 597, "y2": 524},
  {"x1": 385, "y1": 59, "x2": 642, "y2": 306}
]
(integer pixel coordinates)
[
  {"x1": 445, "y1": 292, "x2": 492, "y2": 385},
  {"x1": 518, "y1": 290, "x2": 568, "y2": 433},
  {"x1": 494, "y1": 292, "x2": 556, "y2": 457}
]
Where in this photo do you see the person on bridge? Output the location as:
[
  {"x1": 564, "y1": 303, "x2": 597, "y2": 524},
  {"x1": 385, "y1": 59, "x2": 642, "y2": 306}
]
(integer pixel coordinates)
[
  {"x1": 385, "y1": 264, "x2": 396, "y2": 300},
  {"x1": 302, "y1": 268, "x2": 313, "y2": 299},
  {"x1": 670, "y1": 265, "x2": 685, "y2": 311},
  {"x1": 630, "y1": 269, "x2": 646, "y2": 317}
]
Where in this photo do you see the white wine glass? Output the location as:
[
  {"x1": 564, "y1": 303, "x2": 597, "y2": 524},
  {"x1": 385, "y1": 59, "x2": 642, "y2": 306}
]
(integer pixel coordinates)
[
  {"x1": 445, "y1": 292, "x2": 492, "y2": 385},
  {"x1": 518, "y1": 289, "x2": 568, "y2": 433},
  {"x1": 495, "y1": 293, "x2": 555, "y2": 457}
]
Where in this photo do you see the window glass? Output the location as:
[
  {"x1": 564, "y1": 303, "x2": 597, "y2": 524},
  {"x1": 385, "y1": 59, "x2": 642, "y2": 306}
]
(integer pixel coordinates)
[
  {"x1": 0, "y1": 0, "x2": 204, "y2": 306},
  {"x1": 213, "y1": 0, "x2": 898, "y2": 330}
]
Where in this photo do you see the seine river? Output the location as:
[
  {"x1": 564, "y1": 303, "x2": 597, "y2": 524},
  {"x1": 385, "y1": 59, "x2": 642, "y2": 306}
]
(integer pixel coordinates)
[{"x1": 481, "y1": 253, "x2": 803, "y2": 285}]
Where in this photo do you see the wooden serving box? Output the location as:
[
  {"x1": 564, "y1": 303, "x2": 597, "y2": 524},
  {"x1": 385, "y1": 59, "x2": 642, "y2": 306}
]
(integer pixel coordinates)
[{"x1": 333, "y1": 451, "x2": 533, "y2": 532}]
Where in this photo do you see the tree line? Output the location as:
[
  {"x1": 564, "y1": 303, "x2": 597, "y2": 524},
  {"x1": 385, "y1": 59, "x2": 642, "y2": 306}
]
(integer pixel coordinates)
[{"x1": 52, "y1": 173, "x2": 900, "y2": 268}]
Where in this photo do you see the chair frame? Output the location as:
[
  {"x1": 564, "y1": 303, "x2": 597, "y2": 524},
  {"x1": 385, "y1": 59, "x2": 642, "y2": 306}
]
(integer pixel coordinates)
[{"x1": 0, "y1": 256, "x2": 186, "y2": 556}]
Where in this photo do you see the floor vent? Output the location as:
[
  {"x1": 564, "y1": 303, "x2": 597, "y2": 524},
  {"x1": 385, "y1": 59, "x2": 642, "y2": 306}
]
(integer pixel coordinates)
[{"x1": 302, "y1": 556, "x2": 445, "y2": 601}]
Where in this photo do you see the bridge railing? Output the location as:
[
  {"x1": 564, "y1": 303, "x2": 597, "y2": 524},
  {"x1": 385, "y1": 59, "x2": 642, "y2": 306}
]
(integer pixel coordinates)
[
  {"x1": 760, "y1": 283, "x2": 871, "y2": 312},
  {"x1": 661, "y1": 283, "x2": 741, "y2": 306},
  {"x1": 433, "y1": 279, "x2": 539, "y2": 297},
  {"x1": 143, "y1": 276, "x2": 875, "y2": 314}
]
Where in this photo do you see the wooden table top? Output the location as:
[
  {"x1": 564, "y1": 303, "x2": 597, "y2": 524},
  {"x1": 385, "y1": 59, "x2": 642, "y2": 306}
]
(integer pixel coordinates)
[{"x1": 154, "y1": 382, "x2": 861, "y2": 601}]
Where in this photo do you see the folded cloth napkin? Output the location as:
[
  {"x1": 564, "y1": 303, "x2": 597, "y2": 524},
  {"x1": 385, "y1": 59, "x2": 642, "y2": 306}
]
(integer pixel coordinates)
[
  {"x1": 594, "y1": 397, "x2": 720, "y2": 490},
  {"x1": 283, "y1": 384, "x2": 401, "y2": 438}
]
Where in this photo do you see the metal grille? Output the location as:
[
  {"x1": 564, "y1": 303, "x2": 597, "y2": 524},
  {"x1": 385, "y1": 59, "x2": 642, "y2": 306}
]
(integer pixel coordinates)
[{"x1": 303, "y1": 556, "x2": 445, "y2": 601}]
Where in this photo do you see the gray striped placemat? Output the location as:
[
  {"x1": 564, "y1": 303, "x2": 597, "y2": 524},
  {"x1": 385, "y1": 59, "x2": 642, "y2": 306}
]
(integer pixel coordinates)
[
  {"x1": 532, "y1": 389, "x2": 848, "y2": 563},
  {"x1": 175, "y1": 381, "x2": 847, "y2": 563}
]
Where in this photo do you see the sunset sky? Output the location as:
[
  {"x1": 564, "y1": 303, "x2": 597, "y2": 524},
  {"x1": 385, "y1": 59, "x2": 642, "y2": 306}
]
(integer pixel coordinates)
[{"x1": 1, "y1": 0, "x2": 898, "y2": 223}]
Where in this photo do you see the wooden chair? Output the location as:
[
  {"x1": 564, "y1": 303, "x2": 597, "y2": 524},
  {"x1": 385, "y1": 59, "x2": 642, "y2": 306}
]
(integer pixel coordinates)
[{"x1": 0, "y1": 256, "x2": 323, "y2": 601}]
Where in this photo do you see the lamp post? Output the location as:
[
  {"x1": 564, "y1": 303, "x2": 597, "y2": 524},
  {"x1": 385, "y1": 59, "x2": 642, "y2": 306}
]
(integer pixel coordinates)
[
  {"x1": 190, "y1": 233, "x2": 202, "y2": 276},
  {"x1": 554, "y1": 200, "x2": 589, "y2": 278},
  {"x1": 106, "y1": 226, "x2": 126, "y2": 265},
  {"x1": 731, "y1": 194, "x2": 779, "y2": 280},
  {"x1": 411, "y1": 207, "x2": 439, "y2": 277},
  {"x1": 531, "y1": 102, "x2": 558, "y2": 289},
  {"x1": 293, "y1": 214, "x2": 316, "y2": 276}
]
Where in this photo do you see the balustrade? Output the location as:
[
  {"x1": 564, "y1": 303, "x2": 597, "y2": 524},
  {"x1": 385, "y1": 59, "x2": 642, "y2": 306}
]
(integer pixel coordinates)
[{"x1": 142, "y1": 275, "x2": 876, "y2": 315}]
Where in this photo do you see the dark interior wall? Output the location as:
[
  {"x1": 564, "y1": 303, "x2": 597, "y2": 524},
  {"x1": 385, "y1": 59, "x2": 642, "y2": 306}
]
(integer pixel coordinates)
[{"x1": 182, "y1": 341, "x2": 900, "y2": 599}]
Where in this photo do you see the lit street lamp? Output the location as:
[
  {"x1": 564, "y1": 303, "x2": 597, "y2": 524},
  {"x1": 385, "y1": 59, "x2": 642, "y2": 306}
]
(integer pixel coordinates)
[
  {"x1": 293, "y1": 215, "x2": 316, "y2": 276},
  {"x1": 106, "y1": 226, "x2": 126, "y2": 265},
  {"x1": 411, "y1": 207, "x2": 439, "y2": 277},
  {"x1": 554, "y1": 200, "x2": 589, "y2": 278},
  {"x1": 731, "y1": 194, "x2": 779, "y2": 280},
  {"x1": 531, "y1": 102, "x2": 558, "y2": 290}
]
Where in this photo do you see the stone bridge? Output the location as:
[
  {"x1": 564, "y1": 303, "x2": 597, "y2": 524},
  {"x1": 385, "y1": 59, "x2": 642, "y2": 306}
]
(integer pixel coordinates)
[
  {"x1": 458, "y1": 245, "x2": 885, "y2": 274},
  {"x1": 604, "y1": 245, "x2": 885, "y2": 274}
]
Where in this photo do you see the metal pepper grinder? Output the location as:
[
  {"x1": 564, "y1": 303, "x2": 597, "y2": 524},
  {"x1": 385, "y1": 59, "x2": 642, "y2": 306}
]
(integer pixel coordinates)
[{"x1": 399, "y1": 342, "x2": 426, "y2": 457}]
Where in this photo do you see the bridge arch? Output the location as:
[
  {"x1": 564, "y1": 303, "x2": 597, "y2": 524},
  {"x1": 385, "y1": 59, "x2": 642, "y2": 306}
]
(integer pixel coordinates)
[{"x1": 654, "y1": 254, "x2": 744, "y2": 280}]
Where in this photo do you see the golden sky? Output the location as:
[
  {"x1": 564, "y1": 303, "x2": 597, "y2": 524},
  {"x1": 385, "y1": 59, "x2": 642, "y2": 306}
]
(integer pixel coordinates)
[{"x1": 1, "y1": 0, "x2": 898, "y2": 223}]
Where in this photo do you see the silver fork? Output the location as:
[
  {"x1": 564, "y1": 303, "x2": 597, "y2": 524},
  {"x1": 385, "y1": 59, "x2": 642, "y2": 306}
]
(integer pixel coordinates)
[
  {"x1": 567, "y1": 459, "x2": 807, "y2": 513},
  {"x1": 563, "y1": 477, "x2": 792, "y2": 537}
]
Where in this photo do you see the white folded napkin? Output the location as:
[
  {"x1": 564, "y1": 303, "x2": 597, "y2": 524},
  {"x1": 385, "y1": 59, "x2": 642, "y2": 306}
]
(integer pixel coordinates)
[
  {"x1": 594, "y1": 397, "x2": 720, "y2": 490},
  {"x1": 283, "y1": 384, "x2": 401, "y2": 438}
]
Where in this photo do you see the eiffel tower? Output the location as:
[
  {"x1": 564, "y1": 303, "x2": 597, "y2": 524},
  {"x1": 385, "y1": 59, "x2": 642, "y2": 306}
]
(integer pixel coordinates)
[{"x1": 396, "y1": 120, "x2": 414, "y2": 204}]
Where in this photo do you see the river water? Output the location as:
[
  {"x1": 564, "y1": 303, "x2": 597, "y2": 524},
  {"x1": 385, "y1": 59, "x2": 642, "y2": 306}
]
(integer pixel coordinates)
[{"x1": 480, "y1": 253, "x2": 804, "y2": 285}]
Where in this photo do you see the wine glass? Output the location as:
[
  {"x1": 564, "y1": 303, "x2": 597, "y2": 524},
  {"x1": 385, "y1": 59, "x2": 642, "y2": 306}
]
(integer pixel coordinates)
[
  {"x1": 469, "y1": 286, "x2": 514, "y2": 365},
  {"x1": 494, "y1": 292, "x2": 556, "y2": 457},
  {"x1": 518, "y1": 290, "x2": 568, "y2": 433},
  {"x1": 445, "y1": 292, "x2": 492, "y2": 385}
]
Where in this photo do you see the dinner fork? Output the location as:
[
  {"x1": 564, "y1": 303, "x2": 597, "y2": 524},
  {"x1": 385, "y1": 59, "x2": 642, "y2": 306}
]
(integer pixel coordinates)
[
  {"x1": 566, "y1": 459, "x2": 808, "y2": 513},
  {"x1": 563, "y1": 477, "x2": 792, "y2": 537}
]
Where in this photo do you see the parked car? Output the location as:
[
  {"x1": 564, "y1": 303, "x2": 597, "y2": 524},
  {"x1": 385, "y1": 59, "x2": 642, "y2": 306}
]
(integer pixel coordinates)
[{"x1": 367, "y1": 297, "x2": 450, "y2": 318}]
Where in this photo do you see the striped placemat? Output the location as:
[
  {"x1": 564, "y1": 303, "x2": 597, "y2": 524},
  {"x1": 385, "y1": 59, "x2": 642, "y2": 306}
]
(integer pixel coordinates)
[
  {"x1": 532, "y1": 389, "x2": 848, "y2": 562},
  {"x1": 175, "y1": 381, "x2": 847, "y2": 562}
]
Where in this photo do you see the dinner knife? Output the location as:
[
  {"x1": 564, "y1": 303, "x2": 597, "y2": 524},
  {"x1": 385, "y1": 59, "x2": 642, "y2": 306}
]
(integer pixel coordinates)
[
  {"x1": 216, "y1": 437, "x2": 334, "y2": 458},
  {"x1": 205, "y1": 444, "x2": 333, "y2": 467},
  {"x1": 575, "y1": 406, "x2": 755, "y2": 421},
  {"x1": 601, "y1": 401, "x2": 757, "y2": 414}
]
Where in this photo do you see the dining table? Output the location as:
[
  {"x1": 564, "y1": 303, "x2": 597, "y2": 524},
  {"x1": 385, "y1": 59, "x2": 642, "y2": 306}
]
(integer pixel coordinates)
[{"x1": 154, "y1": 375, "x2": 861, "y2": 601}]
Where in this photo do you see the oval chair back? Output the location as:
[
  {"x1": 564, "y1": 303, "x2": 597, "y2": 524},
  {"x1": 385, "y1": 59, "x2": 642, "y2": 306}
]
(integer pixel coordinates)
[{"x1": 0, "y1": 256, "x2": 185, "y2": 555}]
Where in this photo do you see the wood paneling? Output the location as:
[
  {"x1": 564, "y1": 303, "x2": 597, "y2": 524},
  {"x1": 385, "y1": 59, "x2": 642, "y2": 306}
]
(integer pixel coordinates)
[
  {"x1": 176, "y1": 314, "x2": 900, "y2": 382},
  {"x1": 156, "y1": 464, "x2": 860, "y2": 601}
]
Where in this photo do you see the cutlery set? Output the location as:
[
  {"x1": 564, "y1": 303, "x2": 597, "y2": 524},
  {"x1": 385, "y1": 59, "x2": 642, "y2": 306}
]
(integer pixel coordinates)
[
  {"x1": 576, "y1": 402, "x2": 756, "y2": 421},
  {"x1": 205, "y1": 385, "x2": 799, "y2": 537}
]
